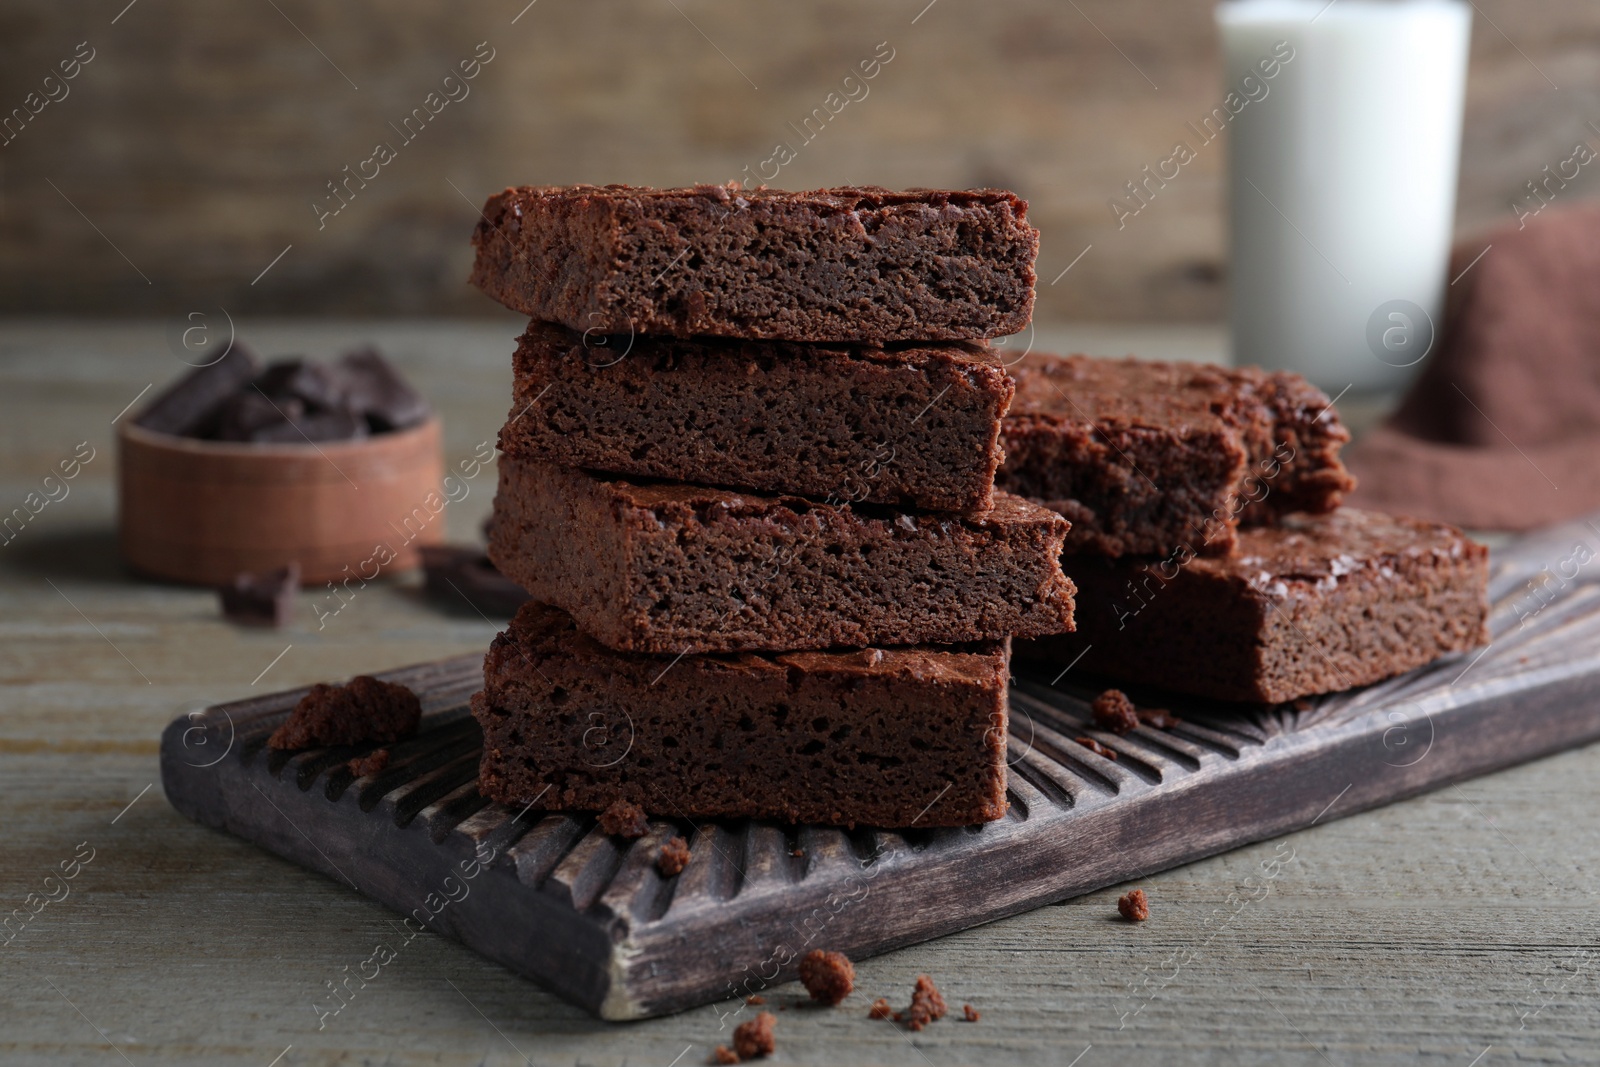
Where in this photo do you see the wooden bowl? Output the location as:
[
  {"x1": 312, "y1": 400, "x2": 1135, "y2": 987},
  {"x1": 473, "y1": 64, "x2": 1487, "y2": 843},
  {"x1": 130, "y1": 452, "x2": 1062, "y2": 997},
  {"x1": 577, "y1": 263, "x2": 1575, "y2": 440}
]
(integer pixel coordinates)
[{"x1": 118, "y1": 417, "x2": 445, "y2": 586}]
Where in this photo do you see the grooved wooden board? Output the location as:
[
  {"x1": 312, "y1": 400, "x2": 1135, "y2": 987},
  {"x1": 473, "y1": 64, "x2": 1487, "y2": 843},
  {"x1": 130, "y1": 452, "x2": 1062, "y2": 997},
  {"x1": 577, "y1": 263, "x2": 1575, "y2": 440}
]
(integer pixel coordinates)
[{"x1": 160, "y1": 513, "x2": 1600, "y2": 1021}]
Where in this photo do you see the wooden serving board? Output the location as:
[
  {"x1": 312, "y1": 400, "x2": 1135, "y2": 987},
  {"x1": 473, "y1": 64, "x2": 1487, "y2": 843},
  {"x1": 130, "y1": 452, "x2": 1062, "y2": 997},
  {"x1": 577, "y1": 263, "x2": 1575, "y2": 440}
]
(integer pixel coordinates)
[{"x1": 160, "y1": 513, "x2": 1600, "y2": 1021}]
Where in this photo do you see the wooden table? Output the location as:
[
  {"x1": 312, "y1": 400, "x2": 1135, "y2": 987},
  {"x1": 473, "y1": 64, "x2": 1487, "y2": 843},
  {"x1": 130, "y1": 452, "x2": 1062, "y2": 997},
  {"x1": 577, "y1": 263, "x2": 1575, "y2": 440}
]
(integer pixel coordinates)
[{"x1": 3, "y1": 320, "x2": 1594, "y2": 1066}]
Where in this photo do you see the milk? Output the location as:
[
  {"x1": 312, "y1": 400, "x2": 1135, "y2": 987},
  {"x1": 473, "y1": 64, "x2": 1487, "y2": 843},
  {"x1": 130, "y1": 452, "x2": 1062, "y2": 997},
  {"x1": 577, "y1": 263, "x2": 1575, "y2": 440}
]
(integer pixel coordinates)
[{"x1": 1218, "y1": 0, "x2": 1472, "y2": 391}]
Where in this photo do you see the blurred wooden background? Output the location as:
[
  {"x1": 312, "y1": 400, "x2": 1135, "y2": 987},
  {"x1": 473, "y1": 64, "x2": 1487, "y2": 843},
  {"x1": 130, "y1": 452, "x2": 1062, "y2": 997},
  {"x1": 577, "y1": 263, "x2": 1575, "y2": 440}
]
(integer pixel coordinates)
[{"x1": 1, "y1": 0, "x2": 1598, "y2": 321}]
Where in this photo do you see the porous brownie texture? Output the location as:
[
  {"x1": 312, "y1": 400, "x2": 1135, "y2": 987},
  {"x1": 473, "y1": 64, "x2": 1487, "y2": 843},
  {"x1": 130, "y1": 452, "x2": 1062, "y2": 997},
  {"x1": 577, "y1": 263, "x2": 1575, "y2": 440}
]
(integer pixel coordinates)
[
  {"x1": 1017, "y1": 509, "x2": 1490, "y2": 704},
  {"x1": 472, "y1": 602, "x2": 1010, "y2": 828},
  {"x1": 657, "y1": 836, "x2": 691, "y2": 877},
  {"x1": 998, "y1": 354, "x2": 1355, "y2": 556},
  {"x1": 470, "y1": 184, "x2": 1038, "y2": 342},
  {"x1": 1090, "y1": 689, "x2": 1139, "y2": 735},
  {"x1": 486, "y1": 457, "x2": 1075, "y2": 654},
  {"x1": 498, "y1": 323, "x2": 1014, "y2": 513},
  {"x1": 733, "y1": 1012, "x2": 776, "y2": 1059},
  {"x1": 798, "y1": 950, "x2": 855, "y2": 1005},
  {"x1": 268, "y1": 675, "x2": 421, "y2": 750},
  {"x1": 900, "y1": 975, "x2": 948, "y2": 1031}
]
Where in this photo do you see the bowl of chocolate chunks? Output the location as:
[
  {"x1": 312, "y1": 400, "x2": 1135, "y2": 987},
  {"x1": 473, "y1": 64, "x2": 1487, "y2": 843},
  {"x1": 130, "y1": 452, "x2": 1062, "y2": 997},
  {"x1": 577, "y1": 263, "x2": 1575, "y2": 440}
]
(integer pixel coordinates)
[{"x1": 118, "y1": 340, "x2": 444, "y2": 585}]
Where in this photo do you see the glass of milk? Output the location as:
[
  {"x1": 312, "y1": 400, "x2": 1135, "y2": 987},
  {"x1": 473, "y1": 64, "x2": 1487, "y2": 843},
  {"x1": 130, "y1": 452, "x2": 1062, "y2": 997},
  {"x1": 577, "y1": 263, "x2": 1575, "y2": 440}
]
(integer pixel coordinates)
[{"x1": 1217, "y1": 0, "x2": 1472, "y2": 391}]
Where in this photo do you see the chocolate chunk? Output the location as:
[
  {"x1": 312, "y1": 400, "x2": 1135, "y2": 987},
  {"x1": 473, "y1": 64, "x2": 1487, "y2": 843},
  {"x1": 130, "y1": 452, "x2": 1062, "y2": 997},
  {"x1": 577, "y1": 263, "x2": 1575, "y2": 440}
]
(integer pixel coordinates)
[
  {"x1": 250, "y1": 407, "x2": 368, "y2": 443},
  {"x1": 420, "y1": 545, "x2": 530, "y2": 618},
  {"x1": 135, "y1": 339, "x2": 260, "y2": 437},
  {"x1": 218, "y1": 562, "x2": 299, "y2": 627},
  {"x1": 267, "y1": 675, "x2": 421, "y2": 750},
  {"x1": 255, "y1": 358, "x2": 348, "y2": 410},
  {"x1": 339, "y1": 346, "x2": 430, "y2": 431},
  {"x1": 212, "y1": 391, "x2": 302, "y2": 442}
]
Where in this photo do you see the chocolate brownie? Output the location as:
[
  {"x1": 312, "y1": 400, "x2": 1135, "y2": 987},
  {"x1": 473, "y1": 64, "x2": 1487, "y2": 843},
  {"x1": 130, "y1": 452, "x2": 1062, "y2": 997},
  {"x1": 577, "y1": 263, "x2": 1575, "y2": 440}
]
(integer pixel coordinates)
[
  {"x1": 486, "y1": 458, "x2": 1075, "y2": 654},
  {"x1": 472, "y1": 602, "x2": 1010, "y2": 828},
  {"x1": 998, "y1": 354, "x2": 1355, "y2": 556},
  {"x1": 497, "y1": 323, "x2": 1013, "y2": 513},
  {"x1": 1018, "y1": 509, "x2": 1490, "y2": 704},
  {"x1": 469, "y1": 184, "x2": 1038, "y2": 342}
]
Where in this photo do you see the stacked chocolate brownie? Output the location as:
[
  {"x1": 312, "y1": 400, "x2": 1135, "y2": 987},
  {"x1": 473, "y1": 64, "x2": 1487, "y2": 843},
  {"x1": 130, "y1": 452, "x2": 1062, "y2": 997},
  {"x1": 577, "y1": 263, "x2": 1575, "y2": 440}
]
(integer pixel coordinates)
[
  {"x1": 467, "y1": 184, "x2": 1077, "y2": 828},
  {"x1": 1004, "y1": 354, "x2": 1491, "y2": 703}
]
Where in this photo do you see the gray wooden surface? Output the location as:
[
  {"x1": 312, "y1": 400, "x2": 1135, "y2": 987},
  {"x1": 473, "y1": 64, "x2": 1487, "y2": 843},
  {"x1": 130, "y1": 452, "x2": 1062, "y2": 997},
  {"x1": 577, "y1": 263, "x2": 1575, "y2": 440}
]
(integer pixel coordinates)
[{"x1": 3, "y1": 320, "x2": 1596, "y2": 1066}]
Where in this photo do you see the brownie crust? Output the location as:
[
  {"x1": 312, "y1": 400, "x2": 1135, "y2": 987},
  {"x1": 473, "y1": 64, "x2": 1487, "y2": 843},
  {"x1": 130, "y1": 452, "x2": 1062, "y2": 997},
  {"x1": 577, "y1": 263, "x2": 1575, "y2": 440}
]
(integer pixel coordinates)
[
  {"x1": 469, "y1": 184, "x2": 1039, "y2": 342},
  {"x1": 1017, "y1": 509, "x2": 1489, "y2": 703},
  {"x1": 486, "y1": 457, "x2": 1076, "y2": 654},
  {"x1": 498, "y1": 323, "x2": 1014, "y2": 514},
  {"x1": 472, "y1": 602, "x2": 1010, "y2": 828},
  {"x1": 998, "y1": 354, "x2": 1355, "y2": 557}
]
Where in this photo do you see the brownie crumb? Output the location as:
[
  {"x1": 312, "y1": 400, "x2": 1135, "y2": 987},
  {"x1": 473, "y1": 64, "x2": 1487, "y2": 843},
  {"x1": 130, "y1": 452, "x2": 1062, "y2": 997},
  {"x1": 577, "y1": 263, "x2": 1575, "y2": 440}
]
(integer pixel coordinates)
[
  {"x1": 657, "y1": 835, "x2": 691, "y2": 876},
  {"x1": 962, "y1": 1004, "x2": 981, "y2": 1022},
  {"x1": 1137, "y1": 707, "x2": 1180, "y2": 730},
  {"x1": 1118, "y1": 889, "x2": 1150, "y2": 922},
  {"x1": 902, "y1": 974, "x2": 948, "y2": 1031},
  {"x1": 597, "y1": 799, "x2": 649, "y2": 838},
  {"x1": 1090, "y1": 689, "x2": 1139, "y2": 735},
  {"x1": 268, "y1": 675, "x2": 421, "y2": 751},
  {"x1": 1074, "y1": 736, "x2": 1118, "y2": 760},
  {"x1": 746, "y1": 995, "x2": 765, "y2": 1006},
  {"x1": 868, "y1": 998, "x2": 893, "y2": 1020},
  {"x1": 346, "y1": 748, "x2": 390, "y2": 777},
  {"x1": 790, "y1": 847, "x2": 806, "y2": 859},
  {"x1": 798, "y1": 949, "x2": 854, "y2": 1005},
  {"x1": 733, "y1": 1011, "x2": 776, "y2": 1059},
  {"x1": 711, "y1": 1046, "x2": 739, "y2": 1065}
]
